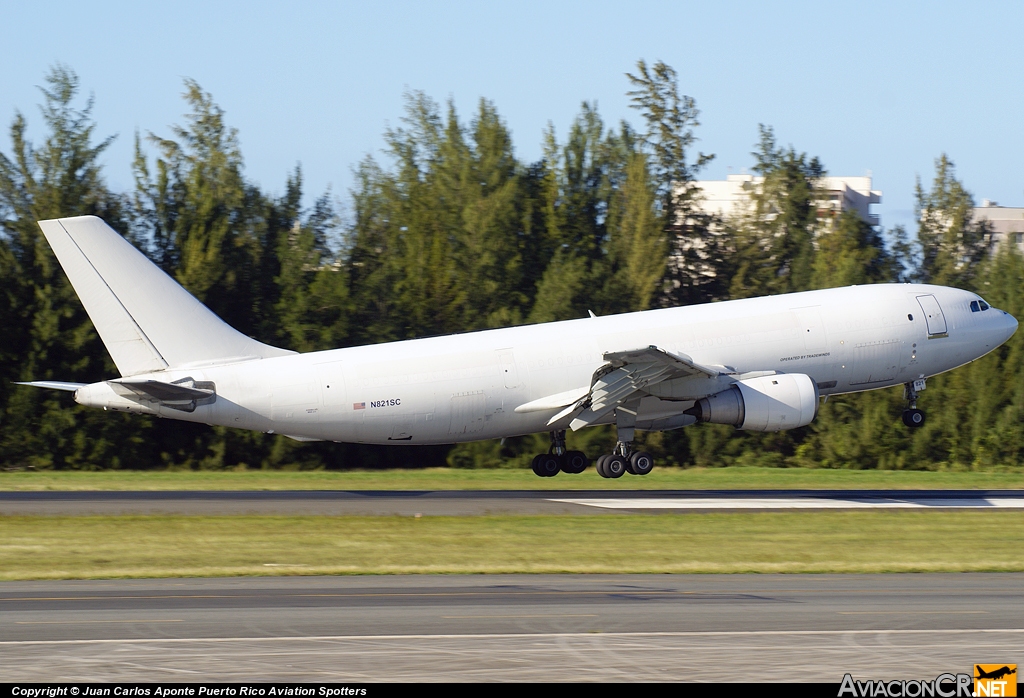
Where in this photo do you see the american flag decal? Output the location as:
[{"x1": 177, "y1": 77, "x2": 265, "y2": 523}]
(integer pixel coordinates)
[{"x1": 353, "y1": 402, "x2": 365, "y2": 410}]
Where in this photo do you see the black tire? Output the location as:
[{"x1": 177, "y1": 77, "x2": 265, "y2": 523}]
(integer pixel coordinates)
[
  {"x1": 902, "y1": 409, "x2": 926, "y2": 428},
  {"x1": 536, "y1": 453, "x2": 561, "y2": 477},
  {"x1": 604, "y1": 454, "x2": 627, "y2": 478},
  {"x1": 595, "y1": 454, "x2": 609, "y2": 478},
  {"x1": 630, "y1": 451, "x2": 655, "y2": 476},
  {"x1": 561, "y1": 450, "x2": 589, "y2": 474},
  {"x1": 530, "y1": 454, "x2": 545, "y2": 477}
]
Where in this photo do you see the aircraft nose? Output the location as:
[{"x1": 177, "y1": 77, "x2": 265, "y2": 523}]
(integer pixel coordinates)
[{"x1": 1005, "y1": 312, "x2": 1019, "y2": 342}]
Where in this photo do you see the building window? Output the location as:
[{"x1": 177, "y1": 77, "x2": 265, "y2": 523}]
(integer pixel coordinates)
[{"x1": 1015, "y1": 232, "x2": 1024, "y2": 244}]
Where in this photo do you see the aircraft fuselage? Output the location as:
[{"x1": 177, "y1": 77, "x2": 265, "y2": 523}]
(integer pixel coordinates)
[{"x1": 74, "y1": 282, "x2": 1017, "y2": 445}]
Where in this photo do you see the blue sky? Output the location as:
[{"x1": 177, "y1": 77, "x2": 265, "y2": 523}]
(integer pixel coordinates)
[{"x1": 3, "y1": 1, "x2": 1022, "y2": 232}]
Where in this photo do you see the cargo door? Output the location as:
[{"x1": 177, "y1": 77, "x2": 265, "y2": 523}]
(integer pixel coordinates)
[
  {"x1": 449, "y1": 391, "x2": 486, "y2": 435},
  {"x1": 849, "y1": 339, "x2": 901, "y2": 385}
]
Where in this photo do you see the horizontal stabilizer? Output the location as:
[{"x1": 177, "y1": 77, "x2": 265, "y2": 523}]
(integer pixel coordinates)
[
  {"x1": 37, "y1": 216, "x2": 295, "y2": 377},
  {"x1": 110, "y1": 378, "x2": 215, "y2": 402},
  {"x1": 14, "y1": 381, "x2": 86, "y2": 392}
]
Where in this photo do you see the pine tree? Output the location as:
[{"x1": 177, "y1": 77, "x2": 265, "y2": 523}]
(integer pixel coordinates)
[
  {"x1": 915, "y1": 154, "x2": 987, "y2": 288},
  {"x1": 728, "y1": 125, "x2": 823, "y2": 298},
  {"x1": 811, "y1": 209, "x2": 895, "y2": 288},
  {"x1": 626, "y1": 59, "x2": 718, "y2": 304},
  {"x1": 133, "y1": 79, "x2": 268, "y2": 338},
  {"x1": 0, "y1": 65, "x2": 143, "y2": 469},
  {"x1": 605, "y1": 152, "x2": 666, "y2": 311}
]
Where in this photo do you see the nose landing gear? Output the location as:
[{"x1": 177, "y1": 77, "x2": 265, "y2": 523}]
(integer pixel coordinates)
[{"x1": 902, "y1": 381, "x2": 926, "y2": 428}]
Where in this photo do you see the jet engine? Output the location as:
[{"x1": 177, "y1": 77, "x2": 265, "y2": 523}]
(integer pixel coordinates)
[{"x1": 684, "y1": 374, "x2": 819, "y2": 432}]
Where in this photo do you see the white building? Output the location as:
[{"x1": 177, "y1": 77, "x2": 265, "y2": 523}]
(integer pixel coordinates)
[
  {"x1": 974, "y1": 200, "x2": 1024, "y2": 255},
  {"x1": 688, "y1": 174, "x2": 882, "y2": 227}
]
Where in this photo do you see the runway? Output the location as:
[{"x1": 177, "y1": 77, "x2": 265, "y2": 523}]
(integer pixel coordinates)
[
  {"x1": 2, "y1": 574, "x2": 1022, "y2": 681},
  {"x1": 3, "y1": 488, "x2": 1024, "y2": 515}
]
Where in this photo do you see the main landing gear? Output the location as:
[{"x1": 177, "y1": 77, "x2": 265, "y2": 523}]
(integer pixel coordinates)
[
  {"x1": 594, "y1": 397, "x2": 654, "y2": 478},
  {"x1": 530, "y1": 402, "x2": 659, "y2": 478},
  {"x1": 530, "y1": 430, "x2": 589, "y2": 477},
  {"x1": 595, "y1": 447, "x2": 655, "y2": 479},
  {"x1": 902, "y1": 380, "x2": 926, "y2": 428}
]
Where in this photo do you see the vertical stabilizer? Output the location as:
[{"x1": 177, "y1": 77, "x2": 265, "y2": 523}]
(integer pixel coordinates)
[{"x1": 38, "y1": 216, "x2": 294, "y2": 376}]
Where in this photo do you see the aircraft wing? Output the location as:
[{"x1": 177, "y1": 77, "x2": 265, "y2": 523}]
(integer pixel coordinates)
[
  {"x1": 602, "y1": 346, "x2": 719, "y2": 378},
  {"x1": 566, "y1": 345, "x2": 720, "y2": 430}
]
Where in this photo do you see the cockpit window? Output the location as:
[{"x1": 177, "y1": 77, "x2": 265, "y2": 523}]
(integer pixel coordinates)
[
  {"x1": 970, "y1": 300, "x2": 980, "y2": 312},
  {"x1": 980, "y1": 301, "x2": 990, "y2": 311}
]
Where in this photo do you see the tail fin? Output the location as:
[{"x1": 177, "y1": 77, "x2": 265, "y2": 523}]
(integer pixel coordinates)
[{"x1": 38, "y1": 215, "x2": 294, "y2": 376}]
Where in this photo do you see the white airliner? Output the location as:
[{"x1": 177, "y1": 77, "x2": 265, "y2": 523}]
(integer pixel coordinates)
[{"x1": 19, "y1": 216, "x2": 1018, "y2": 478}]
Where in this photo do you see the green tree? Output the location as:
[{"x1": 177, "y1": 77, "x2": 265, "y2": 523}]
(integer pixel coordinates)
[
  {"x1": 0, "y1": 65, "x2": 144, "y2": 469},
  {"x1": 915, "y1": 154, "x2": 987, "y2": 287},
  {"x1": 626, "y1": 59, "x2": 719, "y2": 304},
  {"x1": 728, "y1": 125, "x2": 823, "y2": 299},
  {"x1": 605, "y1": 152, "x2": 667, "y2": 311},
  {"x1": 811, "y1": 209, "x2": 895, "y2": 288},
  {"x1": 273, "y1": 179, "x2": 349, "y2": 353},
  {"x1": 133, "y1": 79, "x2": 269, "y2": 338}
]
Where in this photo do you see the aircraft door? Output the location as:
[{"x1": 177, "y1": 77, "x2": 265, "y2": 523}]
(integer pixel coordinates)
[
  {"x1": 916, "y1": 295, "x2": 948, "y2": 338},
  {"x1": 497, "y1": 349, "x2": 519, "y2": 389},
  {"x1": 271, "y1": 375, "x2": 320, "y2": 425},
  {"x1": 316, "y1": 362, "x2": 346, "y2": 413},
  {"x1": 791, "y1": 306, "x2": 827, "y2": 354}
]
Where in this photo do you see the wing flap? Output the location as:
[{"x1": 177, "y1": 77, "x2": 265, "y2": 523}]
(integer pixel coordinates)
[
  {"x1": 514, "y1": 386, "x2": 590, "y2": 414},
  {"x1": 567, "y1": 346, "x2": 721, "y2": 431},
  {"x1": 603, "y1": 346, "x2": 719, "y2": 378}
]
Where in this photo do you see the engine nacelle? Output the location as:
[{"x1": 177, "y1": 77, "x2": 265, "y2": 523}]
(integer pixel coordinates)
[{"x1": 685, "y1": 373, "x2": 819, "y2": 432}]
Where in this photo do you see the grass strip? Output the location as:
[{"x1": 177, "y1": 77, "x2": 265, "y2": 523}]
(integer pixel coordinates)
[
  {"x1": 3, "y1": 510, "x2": 1024, "y2": 580},
  {"x1": 3, "y1": 466, "x2": 1024, "y2": 491}
]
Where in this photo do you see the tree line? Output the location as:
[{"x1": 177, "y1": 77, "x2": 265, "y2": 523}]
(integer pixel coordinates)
[{"x1": 1, "y1": 62, "x2": 1021, "y2": 471}]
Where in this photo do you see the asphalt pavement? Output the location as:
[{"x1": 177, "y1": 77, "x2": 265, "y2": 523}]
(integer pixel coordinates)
[
  {"x1": 2, "y1": 573, "x2": 1022, "y2": 681},
  {"x1": 3, "y1": 488, "x2": 1024, "y2": 515}
]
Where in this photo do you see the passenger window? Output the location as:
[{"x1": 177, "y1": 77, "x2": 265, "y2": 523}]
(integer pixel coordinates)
[
  {"x1": 970, "y1": 301, "x2": 980, "y2": 312},
  {"x1": 980, "y1": 301, "x2": 990, "y2": 311}
]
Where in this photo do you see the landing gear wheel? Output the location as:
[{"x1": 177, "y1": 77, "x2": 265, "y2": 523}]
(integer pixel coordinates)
[
  {"x1": 595, "y1": 454, "x2": 609, "y2": 477},
  {"x1": 902, "y1": 409, "x2": 926, "y2": 428},
  {"x1": 629, "y1": 451, "x2": 655, "y2": 476},
  {"x1": 532, "y1": 453, "x2": 560, "y2": 477},
  {"x1": 561, "y1": 450, "x2": 589, "y2": 474},
  {"x1": 603, "y1": 454, "x2": 627, "y2": 479}
]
